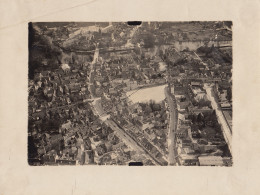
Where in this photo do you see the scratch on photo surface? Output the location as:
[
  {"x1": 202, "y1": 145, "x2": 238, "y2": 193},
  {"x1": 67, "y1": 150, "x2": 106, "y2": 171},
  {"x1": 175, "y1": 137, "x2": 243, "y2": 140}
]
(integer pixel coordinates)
[{"x1": 0, "y1": 0, "x2": 98, "y2": 31}]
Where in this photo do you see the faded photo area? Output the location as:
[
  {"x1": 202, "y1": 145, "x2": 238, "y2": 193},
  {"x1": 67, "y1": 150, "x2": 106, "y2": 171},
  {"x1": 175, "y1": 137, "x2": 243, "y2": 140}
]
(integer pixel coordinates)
[{"x1": 28, "y1": 22, "x2": 232, "y2": 166}]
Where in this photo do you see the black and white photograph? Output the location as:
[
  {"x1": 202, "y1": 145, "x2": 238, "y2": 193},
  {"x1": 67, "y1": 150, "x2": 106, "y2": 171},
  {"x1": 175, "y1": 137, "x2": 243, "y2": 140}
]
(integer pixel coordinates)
[
  {"x1": 2, "y1": 0, "x2": 260, "y2": 194},
  {"x1": 28, "y1": 21, "x2": 233, "y2": 166}
]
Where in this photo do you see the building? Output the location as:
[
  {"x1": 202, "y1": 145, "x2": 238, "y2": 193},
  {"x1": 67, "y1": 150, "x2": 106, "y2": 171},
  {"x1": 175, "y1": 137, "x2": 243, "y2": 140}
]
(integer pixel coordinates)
[
  {"x1": 176, "y1": 126, "x2": 190, "y2": 139},
  {"x1": 220, "y1": 103, "x2": 232, "y2": 110},
  {"x1": 179, "y1": 154, "x2": 199, "y2": 166},
  {"x1": 198, "y1": 156, "x2": 224, "y2": 166},
  {"x1": 84, "y1": 150, "x2": 94, "y2": 164},
  {"x1": 223, "y1": 111, "x2": 232, "y2": 129},
  {"x1": 191, "y1": 81, "x2": 201, "y2": 87},
  {"x1": 56, "y1": 159, "x2": 76, "y2": 165}
]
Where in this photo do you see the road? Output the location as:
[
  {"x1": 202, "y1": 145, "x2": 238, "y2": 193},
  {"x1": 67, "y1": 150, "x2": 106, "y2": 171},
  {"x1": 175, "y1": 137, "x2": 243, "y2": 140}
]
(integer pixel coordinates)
[
  {"x1": 165, "y1": 86, "x2": 178, "y2": 165},
  {"x1": 87, "y1": 46, "x2": 99, "y2": 99},
  {"x1": 204, "y1": 83, "x2": 232, "y2": 155}
]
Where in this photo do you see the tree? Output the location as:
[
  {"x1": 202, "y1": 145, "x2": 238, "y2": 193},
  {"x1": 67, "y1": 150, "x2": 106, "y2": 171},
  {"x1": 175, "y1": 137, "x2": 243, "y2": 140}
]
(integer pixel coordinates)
[
  {"x1": 29, "y1": 23, "x2": 62, "y2": 79},
  {"x1": 198, "y1": 98, "x2": 211, "y2": 108},
  {"x1": 144, "y1": 104, "x2": 152, "y2": 114},
  {"x1": 159, "y1": 49, "x2": 164, "y2": 59},
  {"x1": 143, "y1": 32, "x2": 155, "y2": 48},
  {"x1": 182, "y1": 33, "x2": 188, "y2": 40},
  {"x1": 227, "y1": 87, "x2": 232, "y2": 101},
  {"x1": 197, "y1": 113, "x2": 205, "y2": 127},
  {"x1": 134, "y1": 47, "x2": 141, "y2": 55}
]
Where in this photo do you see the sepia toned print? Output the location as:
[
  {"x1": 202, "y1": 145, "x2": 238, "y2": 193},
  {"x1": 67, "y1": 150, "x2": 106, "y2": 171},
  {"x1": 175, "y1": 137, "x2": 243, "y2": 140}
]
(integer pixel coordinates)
[{"x1": 28, "y1": 22, "x2": 232, "y2": 166}]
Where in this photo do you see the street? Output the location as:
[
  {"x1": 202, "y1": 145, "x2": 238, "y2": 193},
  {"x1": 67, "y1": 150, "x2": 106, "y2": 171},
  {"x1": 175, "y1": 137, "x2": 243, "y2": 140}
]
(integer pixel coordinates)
[{"x1": 165, "y1": 86, "x2": 178, "y2": 165}]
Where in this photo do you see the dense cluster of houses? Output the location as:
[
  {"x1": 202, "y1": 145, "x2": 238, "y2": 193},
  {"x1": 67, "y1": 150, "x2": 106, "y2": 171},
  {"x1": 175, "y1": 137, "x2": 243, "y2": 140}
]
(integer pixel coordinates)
[
  {"x1": 29, "y1": 22, "x2": 232, "y2": 166},
  {"x1": 172, "y1": 80, "x2": 232, "y2": 166}
]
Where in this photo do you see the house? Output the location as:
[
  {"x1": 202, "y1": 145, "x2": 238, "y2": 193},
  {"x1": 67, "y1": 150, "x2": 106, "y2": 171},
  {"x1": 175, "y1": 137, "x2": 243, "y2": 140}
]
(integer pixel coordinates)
[
  {"x1": 75, "y1": 148, "x2": 84, "y2": 164},
  {"x1": 32, "y1": 110, "x2": 45, "y2": 119},
  {"x1": 108, "y1": 88, "x2": 117, "y2": 95},
  {"x1": 142, "y1": 123, "x2": 154, "y2": 131},
  {"x1": 175, "y1": 94, "x2": 186, "y2": 99},
  {"x1": 96, "y1": 143, "x2": 107, "y2": 156},
  {"x1": 119, "y1": 32, "x2": 125, "y2": 37},
  {"x1": 223, "y1": 111, "x2": 232, "y2": 128},
  {"x1": 42, "y1": 153, "x2": 56, "y2": 164},
  {"x1": 50, "y1": 134, "x2": 63, "y2": 144},
  {"x1": 177, "y1": 101, "x2": 189, "y2": 111},
  {"x1": 222, "y1": 157, "x2": 232, "y2": 166},
  {"x1": 61, "y1": 64, "x2": 71, "y2": 71},
  {"x1": 191, "y1": 81, "x2": 201, "y2": 87},
  {"x1": 192, "y1": 107, "x2": 212, "y2": 115},
  {"x1": 198, "y1": 156, "x2": 224, "y2": 166},
  {"x1": 183, "y1": 147, "x2": 195, "y2": 155},
  {"x1": 144, "y1": 130, "x2": 156, "y2": 141},
  {"x1": 179, "y1": 154, "x2": 199, "y2": 165},
  {"x1": 176, "y1": 127, "x2": 189, "y2": 139},
  {"x1": 181, "y1": 139, "x2": 192, "y2": 147},
  {"x1": 56, "y1": 159, "x2": 76, "y2": 165},
  {"x1": 84, "y1": 150, "x2": 94, "y2": 164},
  {"x1": 198, "y1": 144, "x2": 218, "y2": 153},
  {"x1": 174, "y1": 87, "x2": 186, "y2": 96},
  {"x1": 220, "y1": 103, "x2": 231, "y2": 109}
]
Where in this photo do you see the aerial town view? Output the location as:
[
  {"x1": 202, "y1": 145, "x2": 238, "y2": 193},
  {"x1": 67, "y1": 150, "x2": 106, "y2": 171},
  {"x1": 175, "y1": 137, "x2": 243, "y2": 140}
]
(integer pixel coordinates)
[{"x1": 28, "y1": 22, "x2": 232, "y2": 166}]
